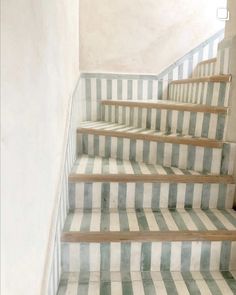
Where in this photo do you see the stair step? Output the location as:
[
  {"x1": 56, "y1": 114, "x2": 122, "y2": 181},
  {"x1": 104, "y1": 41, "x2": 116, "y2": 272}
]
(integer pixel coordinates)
[
  {"x1": 62, "y1": 209, "x2": 236, "y2": 238},
  {"x1": 168, "y1": 75, "x2": 231, "y2": 107},
  {"x1": 69, "y1": 181, "x2": 235, "y2": 210},
  {"x1": 78, "y1": 121, "x2": 223, "y2": 148},
  {"x1": 194, "y1": 58, "x2": 217, "y2": 77},
  {"x1": 101, "y1": 100, "x2": 227, "y2": 140},
  {"x1": 57, "y1": 271, "x2": 236, "y2": 295},
  {"x1": 69, "y1": 155, "x2": 234, "y2": 183},
  {"x1": 171, "y1": 75, "x2": 232, "y2": 84},
  {"x1": 77, "y1": 122, "x2": 226, "y2": 174},
  {"x1": 61, "y1": 240, "x2": 236, "y2": 272},
  {"x1": 101, "y1": 99, "x2": 227, "y2": 113}
]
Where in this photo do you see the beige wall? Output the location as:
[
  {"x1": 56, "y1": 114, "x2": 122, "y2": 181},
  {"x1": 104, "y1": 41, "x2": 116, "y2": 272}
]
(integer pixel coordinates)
[
  {"x1": 225, "y1": 0, "x2": 236, "y2": 39},
  {"x1": 80, "y1": 0, "x2": 226, "y2": 74},
  {"x1": 1, "y1": 1, "x2": 79, "y2": 295}
]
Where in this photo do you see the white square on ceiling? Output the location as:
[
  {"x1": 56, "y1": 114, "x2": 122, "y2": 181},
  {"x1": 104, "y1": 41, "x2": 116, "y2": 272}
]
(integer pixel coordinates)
[{"x1": 217, "y1": 8, "x2": 229, "y2": 20}]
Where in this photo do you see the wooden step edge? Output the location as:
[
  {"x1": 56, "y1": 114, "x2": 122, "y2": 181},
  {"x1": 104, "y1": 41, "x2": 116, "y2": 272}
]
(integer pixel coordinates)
[
  {"x1": 69, "y1": 173, "x2": 234, "y2": 184},
  {"x1": 170, "y1": 75, "x2": 232, "y2": 84},
  {"x1": 197, "y1": 58, "x2": 217, "y2": 66},
  {"x1": 77, "y1": 128, "x2": 223, "y2": 148},
  {"x1": 101, "y1": 100, "x2": 228, "y2": 114},
  {"x1": 62, "y1": 230, "x2": 236, "y2": 243}
]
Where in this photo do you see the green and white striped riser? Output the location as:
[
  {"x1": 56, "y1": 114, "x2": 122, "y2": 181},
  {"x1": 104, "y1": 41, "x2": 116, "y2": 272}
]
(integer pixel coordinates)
[
  {"x1": 215, "y1": 40, "x2": 231, "y2": 75},
  {"x1": 168, "y1": 80, "x2": 230, "y2": 107},
  {"x1": 61, "y1": 241, "x2": 236, "y2": 272},
  {"x1": 77, "y1": 125, "x2": 224, "y2": 174},
  {"x1": 193, "y1": 59, "x2": 216, "y2": 78},
  {"x1": 101, "y1": 102, "x2": 226, "y2": 140},
  {"x1": 58, "y1": 270, "x2": 236, "y2": 295},
  {"x1": 64, "y1": 209, "x2": 236, "y2": 232},
  {"x1": 68, "y1": 182, "x2": 235, "y2": 210}
]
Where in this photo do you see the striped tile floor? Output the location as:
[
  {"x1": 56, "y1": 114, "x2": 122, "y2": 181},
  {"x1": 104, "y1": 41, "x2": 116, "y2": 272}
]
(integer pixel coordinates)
[
  {"x1": 64, "y1": 209, "x2": 236, "y2": 232},
  {"x1": 58, "y1": 271, "x2": 236, "y2": 295}
]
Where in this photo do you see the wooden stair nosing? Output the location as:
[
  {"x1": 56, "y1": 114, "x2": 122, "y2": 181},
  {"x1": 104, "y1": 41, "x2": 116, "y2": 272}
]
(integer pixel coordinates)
[
  {"x1": 197, "y1": 58, "x2": 217, "y2": 66},
  {"x1": 69, "y1": 173, "x2": 234, "y2": 184},
  {"x1": 77, "y1": 127, "x2": 223, "y2": 148},
  {"x1": 170, "y1": 75, "x2": 232, "y2": 84},
  {"x1": 101, "y1": 100, "x2": 227, "y2": 114},
  {"x1": 62, "y1": 230, "x2": 236, "y2": 243}
]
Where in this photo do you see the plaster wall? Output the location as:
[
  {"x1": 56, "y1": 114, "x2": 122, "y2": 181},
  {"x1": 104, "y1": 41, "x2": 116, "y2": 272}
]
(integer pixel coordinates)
[{"x1": 1, "y1": 1, "x2": 79, "y2": 294}]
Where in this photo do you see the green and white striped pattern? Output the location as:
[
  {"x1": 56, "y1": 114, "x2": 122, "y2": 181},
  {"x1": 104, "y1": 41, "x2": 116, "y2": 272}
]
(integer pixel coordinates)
[
  {"x1": 58, "y1": 271, "x2": 236, "y2": 295},
  {"x1": 194, "y1": 60, "x2": 216, "y2": 78},
  {"x1": 77, "y1": 127, "x2": 223, "y2": 174},
  {"x1": 69, "y1": 182, "x2": 235, "y2": 210},
  {"x1": 62, "y1": 241, "x2": 236, "y2": 272},
  {"x1": 168, "y1": 81, "x2": 230, "y2": 107},
  {"x1": 64, "y1": 209, "x2": 236, "y2": 232},
  {"x1": 101, "y1": 102, "x2": 226, "y2": 140}
]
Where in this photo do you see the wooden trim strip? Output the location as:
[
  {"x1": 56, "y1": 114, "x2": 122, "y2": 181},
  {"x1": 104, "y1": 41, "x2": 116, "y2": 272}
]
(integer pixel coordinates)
[
  {"x1": 69, "y1": 173, "x2": 234, "y2": 184},
  {"x1": 170, "y1": 75, "x2": 232, "y2": 84},
  {"x1": 101, "y1": 100, "x2": 227, "y2": 114},
  {"x1": 197, "y1": 58, "x2": 217, "y2": 66},
  {"x1": 77, "y1": 128, "x2": 223, "y2": 148},
  {"x1": 62, "y1": 230, "x2": 236, "y2": 243}
]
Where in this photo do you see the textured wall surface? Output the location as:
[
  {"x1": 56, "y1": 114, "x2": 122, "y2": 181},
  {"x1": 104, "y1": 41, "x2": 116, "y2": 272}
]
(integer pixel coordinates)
[
  {"x1": 80, "y1": 0, "x2": 226, "y2": 74},
  {"x1": 1, "y1": 1, "x2": 79, "y2": 295}
]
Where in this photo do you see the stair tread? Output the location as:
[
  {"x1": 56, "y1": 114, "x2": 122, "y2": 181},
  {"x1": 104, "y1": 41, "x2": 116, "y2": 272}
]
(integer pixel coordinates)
[
  {"x1": 58, "y1": 271, "x2": 236, "y2": 294},
  {"x1": 69, "y1": 155, "x2": 234, "y2": 183},
  {"x1": 101, "y1": 99, "x2": 227, "y2": 113},
  {"x1": 63, "y1": 208, "x2": 236, "y2": 234},
  {"x1": 78, "y1": 121, "x2": 223, "y2": 148}
]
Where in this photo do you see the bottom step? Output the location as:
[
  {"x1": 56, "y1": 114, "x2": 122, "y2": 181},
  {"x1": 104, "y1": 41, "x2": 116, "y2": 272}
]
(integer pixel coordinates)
[{"x1": 58, "y1": 271, "x2": 236, "y2": 295}]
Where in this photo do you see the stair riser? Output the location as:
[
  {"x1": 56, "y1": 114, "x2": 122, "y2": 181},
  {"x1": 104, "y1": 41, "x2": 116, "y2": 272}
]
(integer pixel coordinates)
[
  {"x1": 194, "y1": 62, "x2": 216, "y2": 78},
  {"x1": 168, "y1": 82, "x2": 230, "y2": 107},
  {"x1": 78, "y1": 134, "x2": 222, "y2": 174},
  {"x1": 62, "y1": 241, "x2": 236, "y2": 272},
  {"x1": 101, "y1": 105, "x2": 226, "y2": 140},
  {"x1": 69, "y1": 182, "x2": 235, "y2": 210}
]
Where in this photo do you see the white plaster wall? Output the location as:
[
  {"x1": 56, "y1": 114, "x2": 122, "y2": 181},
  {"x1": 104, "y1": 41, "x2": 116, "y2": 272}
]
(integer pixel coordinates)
[
  {"x1": 80, "y1": 0, "x2": 226, "y2": 74},
  {"x1": 1, "y1": 1, "x2": 79, "y2": 295}
]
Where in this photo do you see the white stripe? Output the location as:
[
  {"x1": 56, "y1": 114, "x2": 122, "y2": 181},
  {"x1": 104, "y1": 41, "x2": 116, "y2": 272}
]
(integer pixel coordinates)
[
  {"x1": 127, "y1": 211, "x2": 139, "y2": 231},
  {"x1": 76, "y1": 156, "x2": 89, "y2": 173},
  {"x1": 93, "y1": 156, "x2": 102, "y2": 173},
  {"x1": 143, "y1": 184, "x2": 153, "y2": 208},
  {"x1": 190, "y1": 242, "x2": 201, "y2": 271},
  {"x1": 176, "y1": 183, "x2": 187, "y2": 208},
  {"x1": 90, "y1": 210, "x2": 101, "y2": 231},
  {"x1": 144, "y1": 209, "x2": 160, "y2": 231},
  {"x1": 151, "y1": 243, "x2": 162, "y2": 271},
  {"x1": 126, "y1": 183, "x2": 136, "y2": 208},
  {"x1": 130, "y1": 243, "x2": 142, "y2": 271},
  {"x1": 110, "y1": 243, "x2": 121, "y2": 271},
  {"x1": 123, "y1": 138, "x2": 130, "y2": 161},
  {"x1": 110, "y1": 211, "x2": 120, "y2": 231},
  {"x1": 163, "y1": 143, "x2": 172, "y2": 167},
  {"x1": 88, "y1": 281, "x2": 100, "y2": 295},
  {"x1": 170, "y1": 242, "x2": 181, "y2": 271},
  {"x1": 112, "y1": 79, "x2": 118, "y2": 100},
  {"x1": 69, "y1": 244, "x2": 80, "y2": 272},
  {"x1": 159, "y1": 184, "x2": 169, "y2": 208},
  {"x1": 210, "y1": 242, "x2": 221, "y2": 270},
  {"x1": 92, "y1": 183, "x2": 102, "y2": 209},
  {"x1": 90, "y1": 244, "x2": 100, "y2": 272},
  {"x1": 194, "y1": 147, "x2": 204, "y2": 172}
]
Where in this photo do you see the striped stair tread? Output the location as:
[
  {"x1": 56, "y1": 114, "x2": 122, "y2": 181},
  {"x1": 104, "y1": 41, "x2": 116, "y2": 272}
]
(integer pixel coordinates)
[
  {"x1": 61, "y1": 241, "x2": 236, "y2": 272},
  {"x1": 69, "y1": 155, "x2": 234, "y2": 183},
  {"x1": 69, "y1": 182, "x2": 235, "y2": 210},
  {"x1": 63, "y1": 209, "x2": 236, "y2": 236},
  {"x1": 78, "y1": 122, "x2": 226, "y2": 174},
  {"x1": 194, "y1": 58, "x2": 217, "y2": 78},
  {"x1": 57, "y1": 271, "x2": 236, "y2": 295},
  {"x1": 101, "y1": 101, "x2": 227, "y2": 140},
  {"x1": 78, "y1": 121, "x2": 223, "y2": 148},
  {"x1": 101, "y1": 99, "x2": 227, "y2": 113},
  {"x1": 170, "y1": 75, "x2": 231, "y2": 84},
  {"x1": 168, "y1": 76, "x2": 231, "y2": 107}
]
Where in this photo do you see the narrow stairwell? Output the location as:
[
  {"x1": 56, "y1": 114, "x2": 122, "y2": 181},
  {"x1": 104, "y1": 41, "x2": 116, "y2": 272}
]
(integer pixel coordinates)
[{"x1": 57, "y1": 57, "x2": 236, "y2": 294}]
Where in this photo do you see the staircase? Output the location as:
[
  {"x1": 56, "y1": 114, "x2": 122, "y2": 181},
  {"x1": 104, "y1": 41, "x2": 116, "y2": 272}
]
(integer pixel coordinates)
[{"x1": 57, "y1": 57, "x2": 236, "y2": 294}]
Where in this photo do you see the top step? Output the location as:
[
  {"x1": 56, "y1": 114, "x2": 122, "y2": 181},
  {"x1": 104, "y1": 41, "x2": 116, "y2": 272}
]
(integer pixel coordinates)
[
  {"x1": 194, "y1": 58, "x2": 217, "y2": 77},
  {"x1": 170, "y1": 75, "x2": 231, "y2": 85}
]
